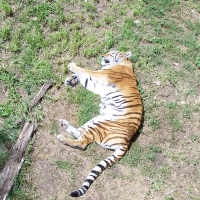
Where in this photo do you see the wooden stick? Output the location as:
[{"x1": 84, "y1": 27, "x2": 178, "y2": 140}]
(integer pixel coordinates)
[
  {"x1": 0, "y1": 122, "x2": 35, "y2": 200},
  {"x1": 0, "y1": 80, "x2": 52, "y2": 198},
  {"x1": 28, "y1": 79, "x2": 52, "y2": 111}
]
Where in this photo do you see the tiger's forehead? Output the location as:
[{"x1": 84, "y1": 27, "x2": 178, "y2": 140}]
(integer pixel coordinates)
[
  {"x1": 103, "y1": 51, "x2": 119, "y2": 57},
  {"x1": 109, "y1": 50, "x2": 119, "y2": 54},
  {"x1": 103, "y1": 50, "x2": 128, "y2": 58}
]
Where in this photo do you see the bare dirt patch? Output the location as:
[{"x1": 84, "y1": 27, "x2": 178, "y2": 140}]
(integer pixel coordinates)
[
  {"x1": 22, "y1": 86, "x2": 150, "y2": 200},
  {"x1": 22, "y1": 81, "x2": 200, "y2": 199}
]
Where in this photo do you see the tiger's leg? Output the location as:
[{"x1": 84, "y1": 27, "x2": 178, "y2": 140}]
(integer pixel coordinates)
[
  {"x1": 57, "y1": 135, "x2": 88, "y2": 150},
  {"x1": 57, "y1": 129, "x2": 94, "y2": 150},
  {"x1": 58, "y1": 115, "x2": 104, "y2": 150},
  {"x1": 65, "y1": 62, "x2": 108, "y2": 94},
  {"x1": 60, "y1": 119, "x2": 81, "y2": 138}
]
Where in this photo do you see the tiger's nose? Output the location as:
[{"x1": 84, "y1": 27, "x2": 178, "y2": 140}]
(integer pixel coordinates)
[
  {"x1": 102, "y1": 56, "x2": 110, "y2": 63},
  {"x1": 104, "y1": 59, "x2": 110, "y2": 63}
]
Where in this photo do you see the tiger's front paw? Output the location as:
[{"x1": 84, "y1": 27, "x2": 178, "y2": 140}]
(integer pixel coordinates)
[
  {"x1": 68, "y1": 62, "x2": 77, "y2": 71},
  {"x1": 64, "y1": 74, "x2": 79, "y2": 87}
]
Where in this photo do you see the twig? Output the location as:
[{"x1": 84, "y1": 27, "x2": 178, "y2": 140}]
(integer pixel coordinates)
[{"x1": 28, "y1": 80, "x2": 52, "y2": 111}]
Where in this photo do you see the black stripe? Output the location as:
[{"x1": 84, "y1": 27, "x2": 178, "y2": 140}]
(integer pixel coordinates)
[
  {"x1": 88, "y1": 129, "x2": 95, "y2": 141},
  {"x1": 86, "y1": 179, "x2": 93, "y2": 184},
  {"x1": 104, "y1": 159, "x2": 110, "y2": 166},
  {"x1": 82, "y1": 186, "x2": 89, "y2": 191},
  {"x1": 91, "y1": 170, "x2": 100, "y2": 176},
  {"x1": 104, "y1": 91, "x2": 119, "y2": 97},
  {"x1": 81, "y1": 126, "x2": 87, "y2": 132},
  {"x1": 90, "y1": 174, "x2": 96, "y2": 179},
  {"x1": 113, "y1": 112, "x2": 142, "y2": 118},
  {"x1": 79, "y1": 189, "x2": 84, "y2": 194},
  {"x1": 111, "y1": 95, "x2": 123, "y2": 99},
  {"x1": 108, "y1": 158, "x2": 115, "y2": 164},
  {"x1": 112, "y1": 154, "x2": 118, "y2": 161},
  {"x1": 93, "y1": 126, "x2": 104, "y2": 142},
  {"x1": 93, "y1": 122, "x2": 109, "y2": 131},
  {"x1": 97, "y1": 164, "x2": 105, "y2": 171},
  {"x1": 85, "y1": 78, "x2": 88, "y2": 88}
]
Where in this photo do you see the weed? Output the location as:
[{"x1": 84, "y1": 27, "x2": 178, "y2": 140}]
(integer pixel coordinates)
[
  {"x1": 102, "y1": 32, "x2": 115, "y2": 51},
  {"x1": 190, "y1": 135, "x2": 198, "y2": 142},
  {"x1": 148, "y1": 117, "x2": 160, "y2": 131},
  {"x1": 195, "y1": 56, "x2": 200, "y2": 68},
  {"x1": 0, "y1": 25, "x2": 10, "y2": 41},
  {"x1": 168, "y1": 117, "x2": 182, "y2": 132},
  {"x1": 149, "y1": 145, "x2": 161, "y2": 153},
  {"x1": 0, "y1": 2, "x2": 13, "y2": 17},
  {"x1": 144, "y1": 145, "x2": 161, "y2": 162},
  {"x1": 66, "y1": 86, "x2": 99, "y2": 126},
  {"x1": 120, "y1": 143, "x2": 141, "y2": 166},
  {"x1": 193, "y1": 160, "x2": 199, "y2": 166},
  {"x1": 166, "y1": 101, "x2": 177, "y2": 109},
  {"x1": 49, "y1": 120, "x2": 58, "y2": 135},
  {"x1": 0, "y1": 148, "x2": 8, "y2": 167},
  {"x1": 0, "y1": 103, "x2": 13, "y2": 117},
  {"x1": 84, "y1": 2, "x2": 96, "y2": 13},
  {"x1": 165, "y1": 195, "x2": 174, "y2": 200},
  {"x1": 103, "y1": 13, "x2": 112, "y2": 24},
  {"x1": 181, "y1": 105, "x2": 192, "y2": 119},
  {"x1": 54, "y1": 160, "x2": 75, "y2": 179}
]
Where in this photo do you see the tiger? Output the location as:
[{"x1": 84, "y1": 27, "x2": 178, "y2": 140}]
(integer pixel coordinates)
[{"x1": 57, "y1": 50, "x2": 143, "y2": 197}]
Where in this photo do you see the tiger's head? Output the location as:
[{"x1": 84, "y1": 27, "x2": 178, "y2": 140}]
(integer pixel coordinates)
[{"x1": 101, "y1": 51, "x2": 132, "y2": 67}]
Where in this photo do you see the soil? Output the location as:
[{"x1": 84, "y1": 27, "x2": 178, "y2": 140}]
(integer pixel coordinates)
[
  {"x1": 21, "y1": 79, "x2": 200, "y2": 200},
  {"x1": 15, "y1": 1, "x2": 200, "y2": 199},
  {"x1": 24, "y1": 86, "x2": 150, "y2": 200}
]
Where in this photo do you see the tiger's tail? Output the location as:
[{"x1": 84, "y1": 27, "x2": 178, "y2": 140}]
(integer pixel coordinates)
[{"x1": 69, "y1": 148, "x2": 126, "y2": 197}]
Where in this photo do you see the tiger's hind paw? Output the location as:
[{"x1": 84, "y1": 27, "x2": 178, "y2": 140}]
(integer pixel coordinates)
[
  {"x1": 57, "y1": 134, "x2": 67, "y2": 145},
  {"x1": 60, "y1": 119, "x2": 69, "y2": 130},
  {"x1": 64, "y1": 74, "x2": 79, "y2": 87}
]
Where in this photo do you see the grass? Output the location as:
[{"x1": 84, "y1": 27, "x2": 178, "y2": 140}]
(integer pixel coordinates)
[
  {"x1": 0, "y1": 0, "x2": 200, "y2": 199},
  {"x1": 66, "y1": 86, "x2": 99, "y2": 126},
  {"x1": 54, "y1": 160, "x2": 76, "y2": 179}
]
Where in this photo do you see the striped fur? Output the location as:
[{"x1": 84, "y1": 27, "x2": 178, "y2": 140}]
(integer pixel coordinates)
[{"x1": 57, "y1": 51, "x2": 143, "y2": 197}]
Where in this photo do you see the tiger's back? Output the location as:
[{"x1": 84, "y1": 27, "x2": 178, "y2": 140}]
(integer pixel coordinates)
[{"x1": 57, "y1": 51, "x2": 142, "y2": 197}]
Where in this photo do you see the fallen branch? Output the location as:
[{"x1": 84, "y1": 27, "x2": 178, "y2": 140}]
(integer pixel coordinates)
[
  {"x1": 0, "y1": 122, "x2": 35, "y2": 200},
  {"x1": 28, "y1": 80, "x2": 52, "y2": 111}
]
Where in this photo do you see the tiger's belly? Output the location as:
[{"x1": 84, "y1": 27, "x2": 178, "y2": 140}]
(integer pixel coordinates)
[
  {"x1": 96, "y1": 141, "x2": 122, "y2": 150},
  {"x1": 99, "y1": 98, "x2": 125, "y2": 119}
]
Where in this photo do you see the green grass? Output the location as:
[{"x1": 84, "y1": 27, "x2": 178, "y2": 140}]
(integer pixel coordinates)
[
  {"x1": 49, "y1": 119, "x2": 58, "y2": 135},
  {"x1": 66, "y1": 86, "x2": 99, "y2": 126},
  {"x1": 1, "y1": 0, "x2": 200, "y2": 199},
  {"x1": 54, "y1": 160, "x2": 76, "y2": 179},
  {"x1": 120, "y1": 143, "x2": 141, "y2": 166}
]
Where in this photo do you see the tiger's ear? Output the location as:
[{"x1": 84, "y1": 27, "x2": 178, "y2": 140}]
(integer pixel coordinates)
[{"x1": 125, "y1": 51, "x2": 132, "y2": 58}]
